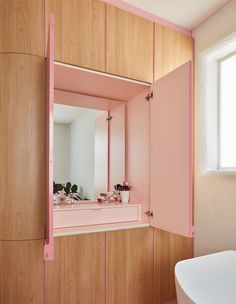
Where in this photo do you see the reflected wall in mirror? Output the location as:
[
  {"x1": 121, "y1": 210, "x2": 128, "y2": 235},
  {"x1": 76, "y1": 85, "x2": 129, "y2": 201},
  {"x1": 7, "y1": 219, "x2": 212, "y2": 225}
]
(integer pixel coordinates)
[{"x1": 54, "y1": 104, "x2": 108, "y2": 201}]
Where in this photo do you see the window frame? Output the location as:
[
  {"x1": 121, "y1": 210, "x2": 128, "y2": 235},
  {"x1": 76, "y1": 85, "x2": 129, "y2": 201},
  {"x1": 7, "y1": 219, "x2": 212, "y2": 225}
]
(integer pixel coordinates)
[{"x1": 218, "y1": 50, "x2": 236, "y2": 170}]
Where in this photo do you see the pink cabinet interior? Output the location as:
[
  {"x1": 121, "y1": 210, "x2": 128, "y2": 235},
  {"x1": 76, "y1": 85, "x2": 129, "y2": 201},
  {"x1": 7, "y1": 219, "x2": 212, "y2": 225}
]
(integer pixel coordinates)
[
  {"x1": 47, "y1": 15, "x2": 193, "y2": 261},
  {"x1": 126, "y1": 89, "x2": 150, "y2": 222}
]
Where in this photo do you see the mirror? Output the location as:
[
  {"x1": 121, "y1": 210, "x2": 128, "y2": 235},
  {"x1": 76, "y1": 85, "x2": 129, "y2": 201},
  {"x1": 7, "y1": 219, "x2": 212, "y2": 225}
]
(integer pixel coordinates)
[{"x1": 53, "y1": 104, "x2": 108, "y2": 201}]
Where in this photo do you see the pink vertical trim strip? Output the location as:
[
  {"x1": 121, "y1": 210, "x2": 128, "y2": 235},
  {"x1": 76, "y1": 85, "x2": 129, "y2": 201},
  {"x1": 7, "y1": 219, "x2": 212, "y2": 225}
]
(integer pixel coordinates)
[
  {"x1": 44, "y1": 14, "x2": 54, "y2": 261},
  {"x1": 152, "y1": 228, "x2": 155, "y2": 304},
  {"x1": 105, "y1": 4, "x2": 108, "y2": 72},
  {"x1": 105, "y1": 232, "x2": 107, "y2": 304},
  {"x1": 188, "y1": 61, "x2": 194, "y2": 238},
  {"x1": 102, "y1": 0, "x2": 192, "y2": 36},
  {"x1": 153, "y1": 22, "x2": 156, "y2": 82},
  {"x1": 108, "y1": 112, "x2": 110, "y2": 192},
  {"x1": 43, "y1": 0, "x2": 46, "y2": 58}
]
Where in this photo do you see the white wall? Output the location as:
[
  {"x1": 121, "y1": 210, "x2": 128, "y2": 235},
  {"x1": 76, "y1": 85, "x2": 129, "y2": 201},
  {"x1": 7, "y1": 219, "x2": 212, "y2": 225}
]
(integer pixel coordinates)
[
  {"x1": 53, "y1": 123, "x2": 70, "y2": 183},
  {"x1": 94, "y1": 112, "x2": 108, "y2": 198},
  {"x1": 70, "y1": 109, "x2": 105, "y2": 200},
  {"x1": 193, "y1": 0, "x2": 236, "y2": 256}
]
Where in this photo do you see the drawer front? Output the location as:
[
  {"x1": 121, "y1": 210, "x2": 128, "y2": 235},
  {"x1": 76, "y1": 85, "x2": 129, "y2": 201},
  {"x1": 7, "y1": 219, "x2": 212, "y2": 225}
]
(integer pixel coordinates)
[{"x1": 54, "y1": 205, "x2": 140, "y2": 228}]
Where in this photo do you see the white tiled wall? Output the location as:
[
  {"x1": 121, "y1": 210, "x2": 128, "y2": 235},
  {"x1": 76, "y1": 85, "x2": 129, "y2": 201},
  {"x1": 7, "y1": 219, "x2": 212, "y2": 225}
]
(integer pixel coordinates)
[{"x1": 193, "y1": 0, "x2": 236, "y2": 256}]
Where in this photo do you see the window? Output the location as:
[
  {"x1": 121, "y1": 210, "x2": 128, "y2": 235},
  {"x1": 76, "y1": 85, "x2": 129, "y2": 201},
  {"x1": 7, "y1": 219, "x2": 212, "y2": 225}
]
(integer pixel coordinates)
[{"x1": 218, "y1": 52, "x2": 236, "y2": 169}]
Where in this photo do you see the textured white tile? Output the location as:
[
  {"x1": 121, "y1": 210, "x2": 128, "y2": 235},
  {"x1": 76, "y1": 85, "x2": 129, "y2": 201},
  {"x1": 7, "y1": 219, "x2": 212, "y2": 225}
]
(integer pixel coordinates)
[{"x1": 193, "y1": 0, "x2": 236, "y2": 256}]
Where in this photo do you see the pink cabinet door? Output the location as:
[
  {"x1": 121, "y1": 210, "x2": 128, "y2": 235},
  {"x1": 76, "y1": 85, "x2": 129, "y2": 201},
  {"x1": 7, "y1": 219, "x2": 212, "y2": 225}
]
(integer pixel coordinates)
[
  {"x1": 44, "y1": 15, "x2": 54, "y2": 260},
  {"x1": 150, "y1": 61, "x2": 193, "y2": 237}
]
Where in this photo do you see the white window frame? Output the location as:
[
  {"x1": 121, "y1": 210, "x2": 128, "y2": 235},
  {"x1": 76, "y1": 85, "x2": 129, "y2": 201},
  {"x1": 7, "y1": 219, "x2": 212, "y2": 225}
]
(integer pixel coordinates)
[{"x1": 218, "y1": 51, "x2": 236, "y2": 170}]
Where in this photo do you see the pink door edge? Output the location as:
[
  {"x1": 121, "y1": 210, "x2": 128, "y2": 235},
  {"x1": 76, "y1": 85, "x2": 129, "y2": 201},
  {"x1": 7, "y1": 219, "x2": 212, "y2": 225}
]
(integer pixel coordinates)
[{"x1": 44, "y1": 14, "x2": 54, "y2": 261}]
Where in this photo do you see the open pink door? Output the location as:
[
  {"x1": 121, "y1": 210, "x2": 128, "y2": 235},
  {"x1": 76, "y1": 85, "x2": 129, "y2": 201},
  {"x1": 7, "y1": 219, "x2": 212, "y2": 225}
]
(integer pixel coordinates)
[
  {"x1": 150, "y1": 61, "x2": 193, "y2": 237},
  {"x1": 44, "y1": 15, "x2": 54, "y2": 260}
]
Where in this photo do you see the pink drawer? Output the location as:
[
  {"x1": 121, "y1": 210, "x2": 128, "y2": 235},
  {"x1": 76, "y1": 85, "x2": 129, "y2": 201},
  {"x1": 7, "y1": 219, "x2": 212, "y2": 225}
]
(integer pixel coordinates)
[{"x1": 54, "y1": 204, "x2": 141, "y2": 228}]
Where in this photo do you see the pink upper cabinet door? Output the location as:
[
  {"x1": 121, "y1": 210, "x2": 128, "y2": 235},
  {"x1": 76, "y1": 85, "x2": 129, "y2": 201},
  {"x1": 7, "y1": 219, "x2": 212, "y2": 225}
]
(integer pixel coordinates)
[
  {"x1": 150, "y1": 61, "x2": 193, "y2": 238},
  {"x1": 45, "y1": 15, "x2": 54, "y2": 261}
]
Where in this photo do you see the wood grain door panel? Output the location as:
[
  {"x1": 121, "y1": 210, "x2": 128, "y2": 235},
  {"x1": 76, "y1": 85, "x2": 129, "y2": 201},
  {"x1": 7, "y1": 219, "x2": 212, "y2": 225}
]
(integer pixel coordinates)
[
  {"x1": 107, "y1": 5, "x2": 153, "y2": 82},
  {"x1": 46, "y1": 233, "x2": 106, "y2": 304},
  {"x1": 46, "y1": 0, "x2": 106, "y2": 71},
  {"x1": 106, "y1": 228, "x2": 153, "y2": 304},
  {"x1": 153, "y1": 228, "x2": 193, "y2": 304},
  {"x1": 0, "y1": 54, "x2": 45, "y2": 240},
  {"x1": 155, "y1": 24, "x2": 193, "y2": 80}
]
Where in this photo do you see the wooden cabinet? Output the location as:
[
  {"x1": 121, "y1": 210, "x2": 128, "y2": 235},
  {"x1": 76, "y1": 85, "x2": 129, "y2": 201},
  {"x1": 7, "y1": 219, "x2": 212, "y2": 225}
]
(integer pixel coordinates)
[
  {"x1": 0, "y1": 0, "x2": 44, "y2": 56},
  {"x1": 106, "y1": 5, "x2": 154, "y2": 83},
  {"x1": 153, "y1": 229, "x2": 193, "y2": 304},
  {"x1": 0, "y1": 54, "x2": 45, "y2": 240},
  {"x1": 0, "y1": 240, "x2": 44, "y2": 304},
  {"x1": 106, "y1": 228, "x2": 153, "y2": 304},
  {"x1": 155, "y1": 24, "x2": 193, "y2": 80},
  {"x1": 46, "y1": 233, "x2": 106, "y2": 304},
  {"x1": 46, "y1": 0, "x2": 105, "y2": 71}
]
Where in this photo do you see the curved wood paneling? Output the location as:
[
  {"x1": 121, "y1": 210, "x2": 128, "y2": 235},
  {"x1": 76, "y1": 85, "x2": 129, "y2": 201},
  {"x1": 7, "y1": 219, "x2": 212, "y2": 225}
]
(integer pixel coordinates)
[
  {"x1": 0, "y1": 54, "x2": 45, "y2": 240},
  {"x1": 0, "y1": 0, "x2": 44, "y2": 56}
]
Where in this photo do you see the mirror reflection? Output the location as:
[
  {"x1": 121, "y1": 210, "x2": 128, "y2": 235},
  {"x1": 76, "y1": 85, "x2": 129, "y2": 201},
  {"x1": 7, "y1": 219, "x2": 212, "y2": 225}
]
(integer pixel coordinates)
[{"x1": 53, "y1": 104, "x2": 108, "y2": 202}]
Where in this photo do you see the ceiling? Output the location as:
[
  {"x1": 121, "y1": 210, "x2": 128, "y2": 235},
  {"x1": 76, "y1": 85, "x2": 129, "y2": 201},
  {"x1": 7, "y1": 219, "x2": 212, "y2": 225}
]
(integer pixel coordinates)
[{"x1": 121, "y1": 0, "x2": 229, "y2": 29}]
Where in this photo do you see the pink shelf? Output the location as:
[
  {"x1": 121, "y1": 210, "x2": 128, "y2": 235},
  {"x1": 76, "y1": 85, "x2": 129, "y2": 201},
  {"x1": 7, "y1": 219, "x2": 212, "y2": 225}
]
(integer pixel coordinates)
[{"x1": 54, "y1": 62, "x2": 150, "y2": 102}]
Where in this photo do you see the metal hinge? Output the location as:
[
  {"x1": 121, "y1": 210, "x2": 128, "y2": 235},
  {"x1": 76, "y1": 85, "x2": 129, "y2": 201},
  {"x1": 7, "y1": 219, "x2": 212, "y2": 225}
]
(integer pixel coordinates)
[
  {"x1": 145, "y1": 210, "x2": 153, "y2": 218},
  {"x1": 145, "y1": 91, "x2": 153, "y2": 102},
  {"x1": 106, "y1": 115, "x2": 113, "y2": 121}
]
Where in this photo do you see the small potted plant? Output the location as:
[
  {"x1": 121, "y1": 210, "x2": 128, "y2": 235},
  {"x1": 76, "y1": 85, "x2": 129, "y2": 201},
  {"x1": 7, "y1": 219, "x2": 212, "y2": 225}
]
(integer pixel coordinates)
[{"x1": 114, "y1": 181, "x2": 131, "y2": 203}]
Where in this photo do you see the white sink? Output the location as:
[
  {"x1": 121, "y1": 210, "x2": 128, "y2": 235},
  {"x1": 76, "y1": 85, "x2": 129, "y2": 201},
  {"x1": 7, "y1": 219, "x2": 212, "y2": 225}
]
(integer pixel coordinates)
[{"x1": 175, "y1": 250, "x2": 236, "y2": 304}]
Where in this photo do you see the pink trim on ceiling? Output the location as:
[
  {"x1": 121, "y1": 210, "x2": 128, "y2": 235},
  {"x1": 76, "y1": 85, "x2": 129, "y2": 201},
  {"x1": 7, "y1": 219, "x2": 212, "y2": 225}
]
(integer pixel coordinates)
[{"x1": 102, "y1": 0, "x2": 192, "y2": 36}]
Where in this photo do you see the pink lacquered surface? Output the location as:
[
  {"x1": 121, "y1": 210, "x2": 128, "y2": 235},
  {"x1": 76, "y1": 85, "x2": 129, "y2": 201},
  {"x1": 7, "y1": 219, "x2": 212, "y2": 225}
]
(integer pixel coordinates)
[
  {"x1": 54, "y1": 62, "x2": 149, "y2": 102},
  {"x1": 150, "y1": 62, "x2": 193, "y2": 237},
  {"x1": 126, "y1": 89, "x2": 150, "y2": 223},
  {"x1": 44, "y1": 15, "x2": 54, "y2": 261},
  {"x1": 54, "y1": 89, "x2": 123, "y2": 111},
  {"x1": 54, "y1": 203, "x2": 141, "y2": 228}
]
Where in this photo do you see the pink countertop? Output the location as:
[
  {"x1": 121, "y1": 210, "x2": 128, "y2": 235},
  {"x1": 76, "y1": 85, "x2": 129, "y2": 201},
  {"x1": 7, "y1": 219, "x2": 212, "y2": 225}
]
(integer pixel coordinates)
[{"x1": 54, "y1": 221, "x2": 150, "y2": 237}]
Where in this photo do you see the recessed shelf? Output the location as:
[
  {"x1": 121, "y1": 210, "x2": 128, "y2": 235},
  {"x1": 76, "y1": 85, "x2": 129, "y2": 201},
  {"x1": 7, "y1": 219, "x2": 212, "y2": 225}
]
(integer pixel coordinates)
[{"x1": 54, "y1": 61, "x2": 150, "y2": 102}]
